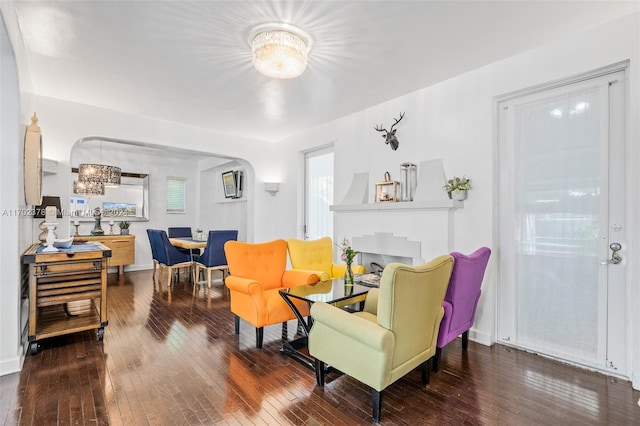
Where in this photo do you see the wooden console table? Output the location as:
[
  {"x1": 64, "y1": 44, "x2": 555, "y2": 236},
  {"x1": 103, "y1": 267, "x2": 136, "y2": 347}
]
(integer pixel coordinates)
[
  {"x1": 74, "y1": 234, "x2": 135, "y2": 275},
  {"x1": 22, "y1": 242, "x2": 111, "y2": 355}
]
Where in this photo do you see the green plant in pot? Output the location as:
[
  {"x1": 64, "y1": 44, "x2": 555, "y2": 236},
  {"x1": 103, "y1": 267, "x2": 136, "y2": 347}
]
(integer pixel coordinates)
[
  {"x1": 118, "y1": 221, "x2": 130, "y2": 235},
  {"x1": 444, "y1": 176, "x2": 471, "y2": 201}
]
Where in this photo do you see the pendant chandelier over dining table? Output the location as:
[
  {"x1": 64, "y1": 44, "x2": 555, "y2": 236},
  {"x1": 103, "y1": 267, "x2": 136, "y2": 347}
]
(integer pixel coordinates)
[
  {"x1": 73, "y1": 179, "x2": 105, "y2": 196},
  {"x1": 78, "y1": 163, "x2": 121, "y2": 188}
]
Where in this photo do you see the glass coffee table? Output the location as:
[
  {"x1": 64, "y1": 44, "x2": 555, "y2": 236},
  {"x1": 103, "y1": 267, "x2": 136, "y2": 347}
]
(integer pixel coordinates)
[{"x1": 279, "y1": 278, "x2": 374, "y2": 371}]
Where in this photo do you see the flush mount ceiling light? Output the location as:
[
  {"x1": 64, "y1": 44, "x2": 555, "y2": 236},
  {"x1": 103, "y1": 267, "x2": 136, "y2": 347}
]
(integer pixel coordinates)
[
  {"x1": 78, "y1": 163, "x2": 121, "y2": 188},
  {"x1": 251, "y1": 23, "x2": 312, "y2": 79}
]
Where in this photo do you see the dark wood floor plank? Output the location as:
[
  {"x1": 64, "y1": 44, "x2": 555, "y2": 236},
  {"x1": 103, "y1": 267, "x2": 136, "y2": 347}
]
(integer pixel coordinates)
[{"x1": 1, "y1": 270, "x2": 638, "y2": 425}]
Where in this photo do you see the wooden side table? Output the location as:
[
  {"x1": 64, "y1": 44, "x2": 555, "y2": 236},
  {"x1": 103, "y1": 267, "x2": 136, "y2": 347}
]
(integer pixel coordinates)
[{"x1": 22, "y1": 242, "x2": 111, "y2": 355}]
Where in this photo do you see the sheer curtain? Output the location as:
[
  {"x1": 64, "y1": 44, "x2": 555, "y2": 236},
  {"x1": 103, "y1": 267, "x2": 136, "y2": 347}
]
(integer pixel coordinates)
[{"x1": 505, "y1": 82, "x2": 607, "y2": 363}]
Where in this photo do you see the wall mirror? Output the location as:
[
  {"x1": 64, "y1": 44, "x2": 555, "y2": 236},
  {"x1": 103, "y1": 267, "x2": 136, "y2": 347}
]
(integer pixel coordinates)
[{"x1": 71, "y1": 168, "x2": 149, "y2": 221}]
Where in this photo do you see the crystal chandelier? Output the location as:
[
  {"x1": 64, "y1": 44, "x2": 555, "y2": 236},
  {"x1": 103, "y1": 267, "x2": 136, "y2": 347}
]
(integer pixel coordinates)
[
  {"x1": 78, "y1": 163, "x2": 121, "y2": 188},
  {"x1": 251, "y1": 23, "x2": 312, "y2": 79},
  {"x1": 73, "y1": 180, "x2": 105, "y2": 196}
]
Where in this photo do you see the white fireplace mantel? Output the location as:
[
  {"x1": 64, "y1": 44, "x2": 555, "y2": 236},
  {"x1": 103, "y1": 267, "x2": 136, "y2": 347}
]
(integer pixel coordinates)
[{"x1": 330, "y1": 199, "x2": 463, "y2": 212}]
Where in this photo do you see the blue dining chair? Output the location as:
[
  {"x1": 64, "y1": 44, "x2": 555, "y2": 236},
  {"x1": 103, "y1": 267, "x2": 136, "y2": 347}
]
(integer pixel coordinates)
[
  {"x1": 168, "y1": 227, "x2": 201, "y2": 256},
  {"x1": 193, "y1": 230, "x2": 238, "y2": 293},
  {"x1": 154, "y1": 230, "x2": 192, "y2": 288},
  {"x1": 146, "y1": 229, "x2": 162, "y2": 279},
  {"x1": 167, "y1": 227, "x2": 192, "y2": 238}
]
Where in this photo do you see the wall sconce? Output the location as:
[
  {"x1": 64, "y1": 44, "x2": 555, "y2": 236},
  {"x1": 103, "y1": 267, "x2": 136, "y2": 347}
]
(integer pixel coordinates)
[{"x1": 264, "y1": 182, "x2": 280, "y2": 196}]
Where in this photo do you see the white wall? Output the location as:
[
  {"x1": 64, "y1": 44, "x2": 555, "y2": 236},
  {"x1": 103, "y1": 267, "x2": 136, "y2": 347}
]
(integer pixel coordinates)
[
  {"x1": 199, "y1": 160, "x2": 248, "y2": 242},
  {"x1": 279, "y1": 12, "x2": 640, "y2": 388},
  {"x1": 0, "y1": 13, "x2": 26, "y2": 375}
]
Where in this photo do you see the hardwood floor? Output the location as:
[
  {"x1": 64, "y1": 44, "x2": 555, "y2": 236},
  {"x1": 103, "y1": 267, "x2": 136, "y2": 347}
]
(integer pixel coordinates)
[{"x1": 1, "y1": 270, "x2": 638, "y2": 425}]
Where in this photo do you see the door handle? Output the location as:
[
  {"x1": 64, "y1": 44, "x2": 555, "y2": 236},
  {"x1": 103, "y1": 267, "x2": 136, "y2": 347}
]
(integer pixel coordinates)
[{"x1": 601, "y1": 242, "x2": 622, "y2": 265}]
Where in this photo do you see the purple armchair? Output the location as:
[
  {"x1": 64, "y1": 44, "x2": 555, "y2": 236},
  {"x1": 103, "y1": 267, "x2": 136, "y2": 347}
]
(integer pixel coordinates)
[{"x1": 433, "y1": 247, "x2": 491, "y2": 372}]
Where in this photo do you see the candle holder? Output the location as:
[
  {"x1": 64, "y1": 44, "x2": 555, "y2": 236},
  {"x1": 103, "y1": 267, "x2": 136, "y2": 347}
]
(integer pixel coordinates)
[
  {"x1": 109, "y1": 222, "x2": 114, "y2": 235},
  {"x1": 73, "y1": 223, "x2": 80, "y2": 236}
]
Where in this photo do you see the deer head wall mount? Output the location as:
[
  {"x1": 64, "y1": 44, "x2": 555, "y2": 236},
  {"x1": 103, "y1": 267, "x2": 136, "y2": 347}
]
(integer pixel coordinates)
[{"x1": 374, "y1": 112, "x2": 405, "y2": 151}]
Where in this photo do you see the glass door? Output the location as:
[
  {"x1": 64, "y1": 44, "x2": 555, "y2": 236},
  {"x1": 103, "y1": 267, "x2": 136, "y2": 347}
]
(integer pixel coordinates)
[
  {"x1": 304, "y1": 147, "x2": 334, "y2": 240},
  {"x1": 497, "y1": 69, "x2": 627, "y2": 375}
]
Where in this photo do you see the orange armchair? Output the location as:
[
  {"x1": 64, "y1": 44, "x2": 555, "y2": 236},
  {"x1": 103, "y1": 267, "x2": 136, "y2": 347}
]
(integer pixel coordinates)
[
  {"x1": 287, "y1": 237, "x2": 366, "y2": 281},
  {"x1": 224, "y1": 239, "x2": 320, "y2": 348}
]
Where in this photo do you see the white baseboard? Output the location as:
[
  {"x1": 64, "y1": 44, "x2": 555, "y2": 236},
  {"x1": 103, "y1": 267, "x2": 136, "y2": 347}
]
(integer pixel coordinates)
[
  {"x1": 106, "y1": 264, "x2": 153, "y2": 273},
  {"x1": 470, "y1": 329, "x2": 493, "y2": 347},
  {"x1": 123, "y1": 264, "x2": 153, "y2": 272},
  {"x1": 0, "y1": 353, "x2": 24, "y2": 377}
]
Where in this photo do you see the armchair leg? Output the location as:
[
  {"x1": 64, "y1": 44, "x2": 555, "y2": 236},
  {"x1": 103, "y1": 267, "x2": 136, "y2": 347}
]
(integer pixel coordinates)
[
  {"x1": 462, "y1": 330, "x2": 469, "y2": 350},
  {"x1": 372, "y1": 389, "x2": 382, "y2": 422},
  {"x1": 256, "y1": 327, "x2": 264, "y2": 349},
  {"x1": 234, "y1": 315, "x2": 240, "y2": 334},
  {"x1": 421, "y1": 359, "x2": 431, "y2": 384},
  {"x1": 315, "y1": 360, "x2": 325, "y2": 387},
  {"x1": 432, "y1": 347, "x2": 442, "y2": 372}
]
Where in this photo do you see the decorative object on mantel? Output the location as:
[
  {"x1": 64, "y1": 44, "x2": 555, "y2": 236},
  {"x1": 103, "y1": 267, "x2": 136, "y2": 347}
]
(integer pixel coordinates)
[
  {"x1": 340, "y1": 238, "x2": 359, "y2": 286},
  {"x1": 374, "y1": 112, "x2": 405, "y2": 151},
  {"x1": 412, "y1": 159, "x2": 449, "y2": 202},
  {"x1": 118, "y1": 221, "x2": 130, "y2": 235},
  {"x1": 400, "y1": 162, "x2": 417, "y2": 201},
  {"x1": 91, "y1": 207, "x2": 105, "y2": 236},
  {"x1": 444, "y1": 176, "x2": 471, "y2": 201},
  {"x1": 375, "y1": 172, "x2": 400, "y2": 203},
  {"x1": 340, "y1": 172, "x2": 369, "y2": 205},
  {"x1": 73, "y1": 220, "x2": 80, "y2": 236}
]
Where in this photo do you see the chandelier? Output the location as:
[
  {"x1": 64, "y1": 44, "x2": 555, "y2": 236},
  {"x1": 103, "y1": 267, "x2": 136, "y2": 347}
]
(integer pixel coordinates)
[
  {"x1": 78, "y1": 163, "x2": 121, "y2": 188},
  {"x1": 251, "y1": 23, "x2": 312, "y2": 79},
  {"x1": 73, "y1": 179, "x2": 105, "y2": 196}
]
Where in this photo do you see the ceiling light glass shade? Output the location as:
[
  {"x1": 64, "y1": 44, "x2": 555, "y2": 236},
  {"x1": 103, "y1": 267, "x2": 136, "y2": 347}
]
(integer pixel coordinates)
[
  {"x1": 78, "y1": 163, "x2": 121, "y2": 187},
  {"x1": 251, "y1": 24, "x2": 311, "y2": 79},
  {"x1": 73, "y1": 180, "x2": 105, "y2": 196}
]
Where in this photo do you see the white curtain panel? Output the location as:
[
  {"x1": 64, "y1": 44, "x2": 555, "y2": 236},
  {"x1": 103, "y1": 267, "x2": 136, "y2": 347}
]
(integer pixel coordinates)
[{"x1": 511, "y1": 83, "x2": 605, "y2": 362}]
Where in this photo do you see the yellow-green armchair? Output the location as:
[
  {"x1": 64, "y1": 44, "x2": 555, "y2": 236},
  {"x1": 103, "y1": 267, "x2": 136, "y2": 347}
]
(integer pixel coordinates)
[
  {"x1": 308, "y1": 255, "x2": 454, "y2": 422},
  {"x1": 287, "y1": 237, "x2": 365, "y2": 282}
]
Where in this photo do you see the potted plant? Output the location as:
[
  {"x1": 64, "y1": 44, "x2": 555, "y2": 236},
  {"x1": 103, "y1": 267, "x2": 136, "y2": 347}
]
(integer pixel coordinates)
[
  {"x1": 118, "y1": 221, "x2": 130, "y2": 235},
  {"x1": 444, "y1": 176, "x2": 471, "y2": 201}
]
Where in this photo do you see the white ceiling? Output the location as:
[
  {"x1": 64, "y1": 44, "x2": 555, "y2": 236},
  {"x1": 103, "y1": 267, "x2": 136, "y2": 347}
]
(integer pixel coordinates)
[{"x1": 3, "y1": 1, "x2": 638, "y2": 142}]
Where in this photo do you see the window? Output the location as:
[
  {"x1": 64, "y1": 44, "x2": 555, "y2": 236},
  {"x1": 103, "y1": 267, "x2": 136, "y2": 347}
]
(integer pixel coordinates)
[{"x1": 167, "y1": 177, "x2": 186, "y2": 213}]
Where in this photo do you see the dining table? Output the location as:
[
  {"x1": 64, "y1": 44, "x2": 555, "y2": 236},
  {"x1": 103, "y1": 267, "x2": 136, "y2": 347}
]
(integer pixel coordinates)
[
  {"x1": 169, "y1": 237, "x2": 208, "y2": 282},
  {"x1": 169, "y1": 237, "x2": 207, "y2": 251}
]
